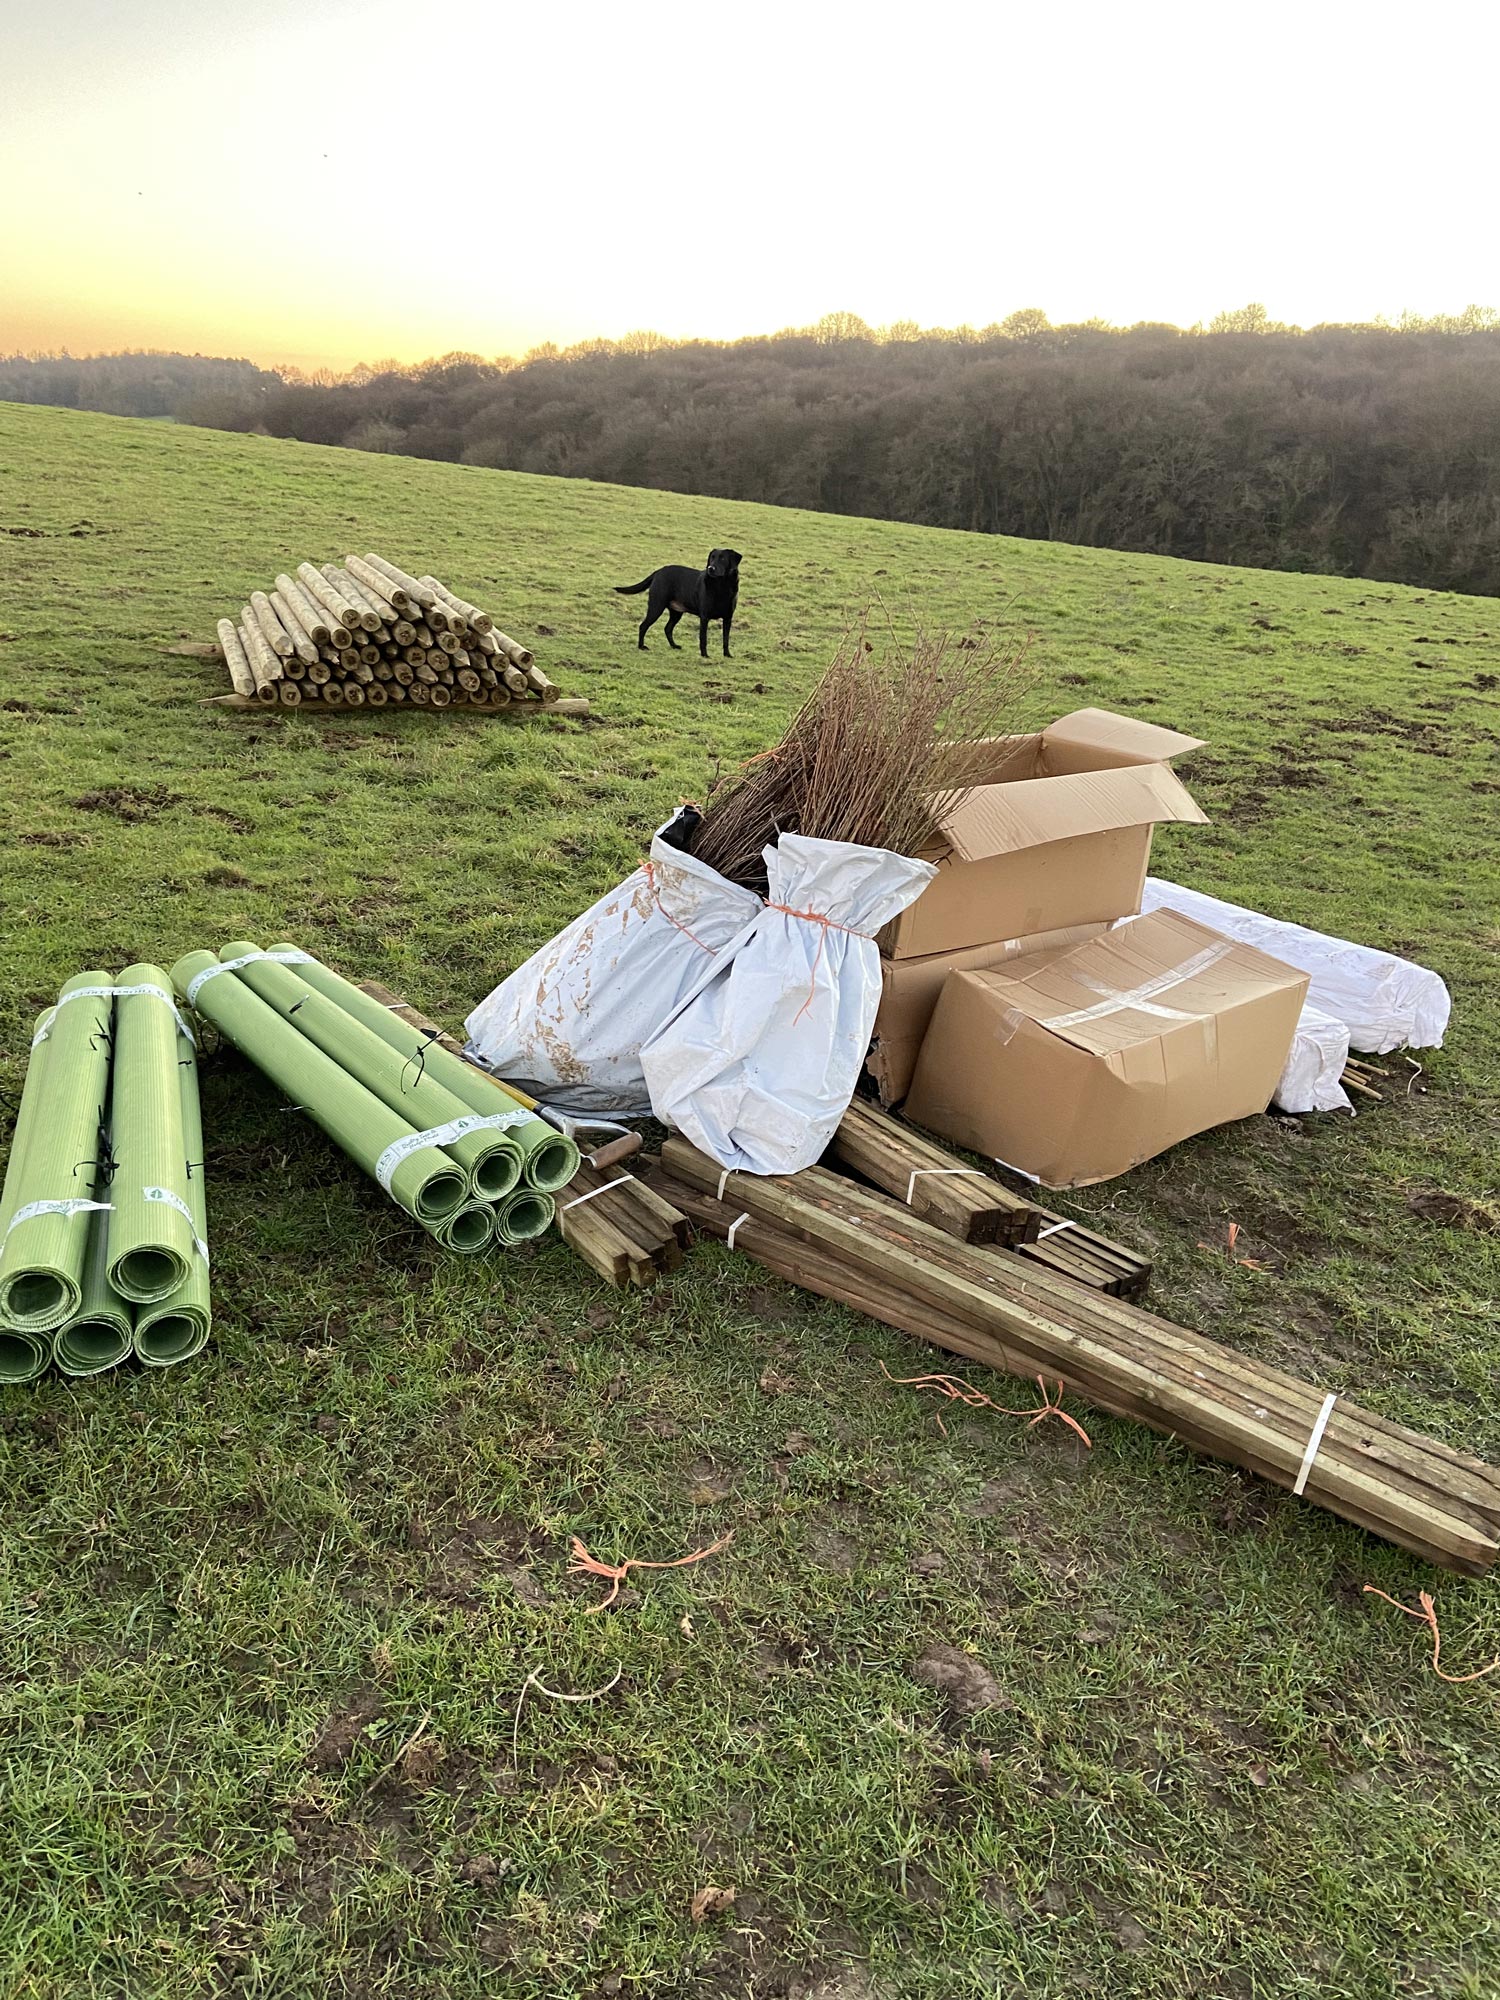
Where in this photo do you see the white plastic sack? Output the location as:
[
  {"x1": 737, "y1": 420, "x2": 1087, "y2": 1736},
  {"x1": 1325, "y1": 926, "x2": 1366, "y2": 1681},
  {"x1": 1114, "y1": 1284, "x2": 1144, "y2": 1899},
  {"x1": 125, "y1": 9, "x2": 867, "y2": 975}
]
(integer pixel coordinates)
[
  {"x1": 464, "y1": 818, "x2": 762, "y2": 1114},
  {"x1": 1142, "y1": 877, "x2": 1450, "y2": 1054},
  {"x1": 642, "y1": 834, "x2": 936, "y2": 1175},
  {"x1": 1274, "y1": 1003, "x2": 1352, "y2": 1114}
]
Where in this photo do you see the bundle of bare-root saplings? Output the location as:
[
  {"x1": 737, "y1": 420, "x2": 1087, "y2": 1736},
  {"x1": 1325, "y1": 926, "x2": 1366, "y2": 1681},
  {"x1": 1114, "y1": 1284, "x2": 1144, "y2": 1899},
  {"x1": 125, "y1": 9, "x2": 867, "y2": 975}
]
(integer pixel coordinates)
[{"x1": 213, "y1": 555, "x2": 581, "y2": 714}]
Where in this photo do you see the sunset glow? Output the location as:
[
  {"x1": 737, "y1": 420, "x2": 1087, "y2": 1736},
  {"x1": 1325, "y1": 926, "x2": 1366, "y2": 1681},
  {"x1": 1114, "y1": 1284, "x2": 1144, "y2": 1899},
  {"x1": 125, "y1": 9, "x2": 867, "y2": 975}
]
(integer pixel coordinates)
[{"x1": 2, "y1": 0, "x2": 1493, "y2": 371}]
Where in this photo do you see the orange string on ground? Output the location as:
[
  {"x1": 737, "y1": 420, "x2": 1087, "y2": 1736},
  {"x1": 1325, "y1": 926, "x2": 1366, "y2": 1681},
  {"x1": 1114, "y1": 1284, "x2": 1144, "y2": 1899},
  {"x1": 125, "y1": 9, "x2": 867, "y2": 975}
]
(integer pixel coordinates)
[
  {"x1": 1362, "y1": 1586, "x2": 1500, "y2": 1685},
  {"x1": 641, "y1": 859, "x2": 716, "y2": 953},
  {"x1": 879, "y1": 1361, "x2": 1092, "y2": 1448},
  {"x1": 764, "y1": 901, "x2": 875, "y2": 1023},
  {"x1": 569, "y1": 1530, "x2": 735, "y2": 1613}
]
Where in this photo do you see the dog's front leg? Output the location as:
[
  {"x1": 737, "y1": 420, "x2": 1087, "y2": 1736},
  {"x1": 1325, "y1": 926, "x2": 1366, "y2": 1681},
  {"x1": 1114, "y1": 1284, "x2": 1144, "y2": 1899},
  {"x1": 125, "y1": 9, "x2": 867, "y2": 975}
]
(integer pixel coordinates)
[
  {"x1": 721, "y1": 610, "x2": 733, "y2": 658},
  {"x1": 699, "y1": 614, "x2": 710, "y2": 659}
]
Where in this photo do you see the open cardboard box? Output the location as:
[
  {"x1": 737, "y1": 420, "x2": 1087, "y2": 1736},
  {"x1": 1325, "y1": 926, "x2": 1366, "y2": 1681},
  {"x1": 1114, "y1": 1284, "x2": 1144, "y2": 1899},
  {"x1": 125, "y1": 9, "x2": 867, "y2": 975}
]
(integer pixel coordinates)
[
  {"x1": 879, "y1": 708, "x2": 1209, "y2": 960},
  {"x1": 903, "y1": 908, "x2": 1309, "y2": 1187}
]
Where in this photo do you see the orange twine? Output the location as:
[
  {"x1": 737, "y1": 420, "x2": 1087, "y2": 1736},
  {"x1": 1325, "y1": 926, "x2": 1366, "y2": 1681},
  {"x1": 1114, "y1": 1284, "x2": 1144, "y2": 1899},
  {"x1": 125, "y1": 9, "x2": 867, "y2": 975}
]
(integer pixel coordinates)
[
  {"x1": 766, "y1": 901, "x2": 874, "y2": 1023},
  {"x1": 568, "y1": 1530, "x2": 735, "y2": 1613},
  {"x1": 1362, "y1": 1586, "x2": 1500, "y2": 1685},
  {"x1": 879, "y1": 1361, "x2": 1092, "y2": 1448},
  {"x1": 641, "y1": 858, "x2": 715, "y2": 954}
]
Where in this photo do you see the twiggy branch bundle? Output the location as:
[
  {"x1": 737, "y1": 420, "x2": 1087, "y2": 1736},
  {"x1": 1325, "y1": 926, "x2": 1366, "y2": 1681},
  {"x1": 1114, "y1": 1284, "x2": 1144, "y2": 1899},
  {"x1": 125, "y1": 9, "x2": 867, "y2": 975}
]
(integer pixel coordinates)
[
  {"x1": 689, "y1": 621, "x2": 1030, "y2": 890},
  {"x1": 210, "y1": 555, "x2": 582, "y2": 717}
]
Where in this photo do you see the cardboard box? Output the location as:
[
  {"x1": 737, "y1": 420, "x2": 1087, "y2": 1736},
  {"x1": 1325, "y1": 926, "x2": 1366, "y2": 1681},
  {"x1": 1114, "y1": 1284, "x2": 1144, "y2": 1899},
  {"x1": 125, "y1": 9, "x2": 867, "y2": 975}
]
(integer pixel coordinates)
[
  {"x1": 867, "y1": 922, "x2": 1114, "y2": 1106},
  {"x1": 879, "y1": 708, "x2": 1209, "y2": 960},
  {"x1": 903, "y1": 908, "x2": 1309, "y2": 1187}
]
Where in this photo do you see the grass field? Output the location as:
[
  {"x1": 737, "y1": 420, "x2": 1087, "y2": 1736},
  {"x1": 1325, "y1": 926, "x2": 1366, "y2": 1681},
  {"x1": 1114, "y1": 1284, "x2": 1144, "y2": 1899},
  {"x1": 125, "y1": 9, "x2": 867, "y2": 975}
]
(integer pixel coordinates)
[{"x1": 1, "y1": 399, "x2": 1498, "y2": 2000}]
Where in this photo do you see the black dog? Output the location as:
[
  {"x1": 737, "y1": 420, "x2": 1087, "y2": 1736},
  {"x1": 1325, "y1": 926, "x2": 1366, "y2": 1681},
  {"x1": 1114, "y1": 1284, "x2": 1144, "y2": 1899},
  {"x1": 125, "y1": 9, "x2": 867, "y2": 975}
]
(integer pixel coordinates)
[{"x1": 614, "y1": 549, "x2": 742, "y2": 657}]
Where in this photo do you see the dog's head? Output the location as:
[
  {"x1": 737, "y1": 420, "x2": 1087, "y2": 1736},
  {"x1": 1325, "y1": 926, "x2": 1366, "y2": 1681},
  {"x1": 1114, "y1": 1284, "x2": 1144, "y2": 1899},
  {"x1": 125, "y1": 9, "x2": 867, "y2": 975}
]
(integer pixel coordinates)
[{"x1": 705, "y1": 548, "x2": 743, "y2": 579}]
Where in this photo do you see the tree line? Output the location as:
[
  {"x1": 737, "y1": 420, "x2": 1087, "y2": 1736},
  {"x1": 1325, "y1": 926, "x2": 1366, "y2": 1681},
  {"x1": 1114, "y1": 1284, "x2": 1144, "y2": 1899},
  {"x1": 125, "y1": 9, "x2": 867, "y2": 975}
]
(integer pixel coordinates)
[{"x1": 5, "y1": 307, "x2": 1500, "y2": 594}]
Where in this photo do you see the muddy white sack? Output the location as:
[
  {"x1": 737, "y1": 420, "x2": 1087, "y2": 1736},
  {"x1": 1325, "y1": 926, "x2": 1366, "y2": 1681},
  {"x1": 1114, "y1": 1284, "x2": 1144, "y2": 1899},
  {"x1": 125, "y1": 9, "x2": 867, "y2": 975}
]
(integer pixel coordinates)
[
  {"x1": 464, "y1": 819, "x2": 761, "y2": 1113},
  {"x1": 1142, "y1": 877, "x2": 1450, "y2": 1054},
  {"x1": 642, "y1": 834, "x2": 936, "y2": 1174}
]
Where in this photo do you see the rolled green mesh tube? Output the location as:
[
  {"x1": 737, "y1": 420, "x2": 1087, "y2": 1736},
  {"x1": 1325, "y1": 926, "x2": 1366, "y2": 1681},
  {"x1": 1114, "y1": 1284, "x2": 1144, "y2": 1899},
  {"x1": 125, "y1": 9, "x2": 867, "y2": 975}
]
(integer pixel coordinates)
[
  {"x1": 107, "y1": 964, "x2": 197, "y2": 1305},
  {"x1": 219, "y1": 943, "x2": 525, "y2": 1202},
  {"x1": 493, "y1": 1188, "x2": 556, "y2": 1245},
  {"x1": 134, "y1": 1028, "x2": 211, "y2": 1368},
  {"x1": 0, "y1": 972, "x2": 115, "y2": 1336},
  {"x1": 55, "y1": 1194, "x2": 134, "y2": 1377},
  {"x1": 170, "y1": 949, "x2": 467, "y2": 1223},
  {"x1": 275, "y1": 948, "x2": 581, "y2": 1193},
  {"x1": 429, "y1": 1202, "x2": 496, "y2": 1256},
  {"x1": 0, "y1": 1010, "x2": 66, "y2": 1381}
]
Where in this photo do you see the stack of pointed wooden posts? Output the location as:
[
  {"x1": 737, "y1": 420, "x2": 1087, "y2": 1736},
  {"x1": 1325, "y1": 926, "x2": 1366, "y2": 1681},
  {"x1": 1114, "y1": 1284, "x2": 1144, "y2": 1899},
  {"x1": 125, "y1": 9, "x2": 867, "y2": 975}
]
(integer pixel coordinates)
[
  {"x1": 213, "y1": 554, "x2": 583, "y2": 714},
  {"x1": 828, "y1": 1096, "x2": 1151, "y2": 1300},
  {"x1": 648, "y1": 1132, "x2": 1500, "y2": 1574},
  {"x1": 355, "y1": 980, "x2": 690, "y2": 1290}
]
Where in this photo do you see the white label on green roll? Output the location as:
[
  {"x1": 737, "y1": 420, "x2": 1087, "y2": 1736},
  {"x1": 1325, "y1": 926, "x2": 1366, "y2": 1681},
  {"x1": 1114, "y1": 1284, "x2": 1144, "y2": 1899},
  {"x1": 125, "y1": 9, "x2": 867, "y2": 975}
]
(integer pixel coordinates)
[
  {"x1": 36, "y1": 981, "x2": 197, "y2": 1047},
  {"x1": 5, "y1": 1197, "x2": 113, "y2": 1238},
  {"x1": 375, "y1": 1110, "x2": 532, "y2": 1193},
  {"x1": 185, "y1": 950, "x2": 312, "y2": 1007},
  {"x1": 143, "y1": 1185, "x2": 210, "y2": 1265}
]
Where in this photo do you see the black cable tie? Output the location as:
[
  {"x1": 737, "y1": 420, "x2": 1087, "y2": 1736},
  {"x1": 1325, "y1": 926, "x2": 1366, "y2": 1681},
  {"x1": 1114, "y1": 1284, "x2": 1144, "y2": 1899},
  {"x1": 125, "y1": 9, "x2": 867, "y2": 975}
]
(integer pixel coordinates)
[{"x1": 400, "y1": 1030, "x2": 440, "y2": 1094}]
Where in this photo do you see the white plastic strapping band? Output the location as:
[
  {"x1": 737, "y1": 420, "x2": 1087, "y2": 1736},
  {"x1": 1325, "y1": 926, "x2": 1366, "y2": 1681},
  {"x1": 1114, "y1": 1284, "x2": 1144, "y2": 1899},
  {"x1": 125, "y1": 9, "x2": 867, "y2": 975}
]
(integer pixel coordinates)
[
  {"x1": 35, "y1": 982, "x2": 196, "y2": 1047},
  {"x1": 1043, "y1": 941, "x2": 1233, "y2": 1032},
  {"x1": 185, "y1": 950, "x2": 313, "y2": 1007},
  {"x1": 716, "y1": 1168, "x2": 733, "y2": 1200},
  {"x1": 561, "y1": 1175, "x2": 632, "y2": 1212},
  {"x1": 726, "y1": 1211, "x2": 751, "y2": 1249},
  {"x1": 143, "y1": 1185, "x2": 209, "y2": 1264},
  {"x1": 905, "y1": 1167, "x2": 985, "y2": 1205},
  {"x1": 1037, "y1": 1219, "x2": 1075, "y2": 1239},
  {"x1": 5, "y1": 1197, "x2": 112, "y2": 1240},
  {"x1": 374, "y1": 1110, "x2": 531, "y2": 1193},
  {"x1": 1292, "y1": 1393, "x2": 1338, "y2": 1497}
]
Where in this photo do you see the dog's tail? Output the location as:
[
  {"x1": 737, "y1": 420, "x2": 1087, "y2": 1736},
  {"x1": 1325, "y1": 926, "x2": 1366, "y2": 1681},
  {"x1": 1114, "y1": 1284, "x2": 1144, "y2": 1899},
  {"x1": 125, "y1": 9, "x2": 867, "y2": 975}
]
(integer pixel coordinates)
[{"x1": 613, "y1": 577, "x2": 652, "y2": 595}]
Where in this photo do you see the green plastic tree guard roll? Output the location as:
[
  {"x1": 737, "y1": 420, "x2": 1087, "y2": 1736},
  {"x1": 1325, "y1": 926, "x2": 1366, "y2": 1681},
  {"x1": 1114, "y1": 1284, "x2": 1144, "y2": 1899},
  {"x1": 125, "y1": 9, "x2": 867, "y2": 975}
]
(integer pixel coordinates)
[
  {"x1": 0, "y1": 1011, "x2": 64, "y2": 1382},
  {"x1": 134, "y1": 1029, "x2": 211, "y2": 1367},
  {"x1": 55, "y1": 1196, "x2": 134, "y2": 1377},
  {"x1": 107, "y1": 964, "x2": 196, "y2": 1305},
  {"x1": 275, "y1": 947, "x2": 581, "y2": 1193},
  {"x1": 170, "y1": 949, "x2": 467, "y2": 1224},
  {"x1": 430, "y1": 1202, "x2": 496, "y2": 1256},
  {"x1": 0, "y1": 971, "x2": 116, "y2": 1337},
  {"x1": 493, "y1": 1188, "x2": 556, "y2": 1245},
  {"x1": 218, "y1": 943, "x2": 525, "y2": 1202}
]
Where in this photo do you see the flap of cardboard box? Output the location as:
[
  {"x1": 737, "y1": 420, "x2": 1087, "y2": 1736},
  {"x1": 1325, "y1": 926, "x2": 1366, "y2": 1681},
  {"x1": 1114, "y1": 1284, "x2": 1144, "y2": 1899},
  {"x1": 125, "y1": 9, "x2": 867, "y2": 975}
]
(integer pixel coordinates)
[
  {"x1": 1040, "y1": 707, "x2": 1206, "y2": 774},
  {"x1": 968, "y1": 907, "x2": 1307, "y2": 1062},
  {"x1": 934, "y1": 760, "x2": 1208, "y2": 864}
]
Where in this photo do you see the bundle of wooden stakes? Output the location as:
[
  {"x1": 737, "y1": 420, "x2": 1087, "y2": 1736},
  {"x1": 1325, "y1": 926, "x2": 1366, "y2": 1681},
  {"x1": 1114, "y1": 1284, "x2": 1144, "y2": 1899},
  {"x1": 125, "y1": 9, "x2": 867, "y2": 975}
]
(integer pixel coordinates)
[
  {"x1": 830, "y1": 1097, "x2": 1150, "y2": 1300},
  {"x1": 648, "y1": 1126, "x2": 1500, "y2": 1574},
  {"x1": 354, "y1": 981, "x2": 688, "y2": 1289},
  {"x1": 212, "y1": 554, "x2": 585, "y2": 715}
]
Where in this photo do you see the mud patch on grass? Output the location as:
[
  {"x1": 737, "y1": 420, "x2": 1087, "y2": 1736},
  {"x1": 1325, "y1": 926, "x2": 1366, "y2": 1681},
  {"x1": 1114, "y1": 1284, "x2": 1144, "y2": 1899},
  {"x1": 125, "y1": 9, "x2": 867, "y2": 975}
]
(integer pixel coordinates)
[
  {"x1": 1406, "y1": 1187, "x2": 1498, "y2": 1233},
  {"x1": 72, "y1": 783, "x2": 183, "y2": 823},
  {"x1": 909, "y1": 1641, "x2": 1009, "y2": 1717},
  {"x1": 306, "y1": 1686, "x2": 383, "y2": 1770}
]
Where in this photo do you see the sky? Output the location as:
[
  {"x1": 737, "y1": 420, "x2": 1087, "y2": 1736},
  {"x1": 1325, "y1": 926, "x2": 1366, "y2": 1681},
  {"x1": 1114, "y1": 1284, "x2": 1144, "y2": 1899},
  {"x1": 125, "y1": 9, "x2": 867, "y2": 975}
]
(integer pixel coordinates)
[{"x1": 1, "y1": 0, "x2": 1495, "y2": 373}]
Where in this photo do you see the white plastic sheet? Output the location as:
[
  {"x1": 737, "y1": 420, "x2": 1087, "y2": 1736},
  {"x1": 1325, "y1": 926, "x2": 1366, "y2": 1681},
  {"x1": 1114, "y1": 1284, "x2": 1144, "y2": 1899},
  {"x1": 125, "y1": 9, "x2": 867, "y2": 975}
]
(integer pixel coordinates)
[
  {"x1": 1141, "y1": 877, "x2": 1450, "y2": 1054},
  {"x1": 464, "y1": 818, "x2": 761, "y2": 1113},
  {"x1": 642, "y1": 834, "x2": 936, "y2": 1175}
]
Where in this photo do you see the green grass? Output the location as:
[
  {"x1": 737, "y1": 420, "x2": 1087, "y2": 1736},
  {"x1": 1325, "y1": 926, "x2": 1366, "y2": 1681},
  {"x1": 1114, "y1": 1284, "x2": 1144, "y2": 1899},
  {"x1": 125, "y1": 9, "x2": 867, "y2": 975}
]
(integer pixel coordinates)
[{"x1": 1, "y1": 400, "x2": 1498, "y2": 2000}]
